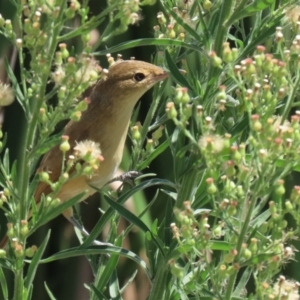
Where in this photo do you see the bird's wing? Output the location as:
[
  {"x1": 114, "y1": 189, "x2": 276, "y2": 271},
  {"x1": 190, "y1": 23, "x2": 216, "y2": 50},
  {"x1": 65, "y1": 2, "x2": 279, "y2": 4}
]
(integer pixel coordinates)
[{"x1": 34, "y1": 118, "x2": 92, "y2": 202}]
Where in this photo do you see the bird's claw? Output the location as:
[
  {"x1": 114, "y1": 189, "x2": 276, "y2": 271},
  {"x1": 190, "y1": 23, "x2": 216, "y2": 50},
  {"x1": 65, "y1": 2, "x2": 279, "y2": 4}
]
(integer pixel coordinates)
[{"x1": 107, "y1": 170, "x2": 142, "y2": 186}]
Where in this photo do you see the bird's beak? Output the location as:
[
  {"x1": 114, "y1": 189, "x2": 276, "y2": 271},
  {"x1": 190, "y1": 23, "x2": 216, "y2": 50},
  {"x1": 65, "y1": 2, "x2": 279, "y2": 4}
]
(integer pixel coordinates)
[{"x1": 155, "y1": 71, "x2": 169, "y2": 81}]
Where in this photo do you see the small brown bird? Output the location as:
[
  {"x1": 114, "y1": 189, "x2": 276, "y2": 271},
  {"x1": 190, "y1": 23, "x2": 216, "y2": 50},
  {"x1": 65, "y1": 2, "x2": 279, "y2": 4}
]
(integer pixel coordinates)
[{"x1": 0, "y1": 59, "x2": 168, "y2": 247}]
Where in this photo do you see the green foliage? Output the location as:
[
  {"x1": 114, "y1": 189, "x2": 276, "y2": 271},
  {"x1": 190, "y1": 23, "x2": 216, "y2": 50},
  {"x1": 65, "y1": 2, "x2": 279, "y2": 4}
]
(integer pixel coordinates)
[{"x1": 0, "y1": 0, "x2": 300, "y2": 299}]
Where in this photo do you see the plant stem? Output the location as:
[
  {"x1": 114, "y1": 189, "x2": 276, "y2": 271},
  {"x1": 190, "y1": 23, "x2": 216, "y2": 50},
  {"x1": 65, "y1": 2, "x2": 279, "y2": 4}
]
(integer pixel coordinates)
[
  {"x1": 148, "y1": 262, "x2": 169, "y2": 300},
  {"x1": 13, "y1": 2, "x2": 67, "y2": 300},
  {"x1": 203, "y1": 0, "x2": 234, "y2": 108},
  {"x1": 224, "y1": 183, "x2": 258, "y2": 299},
  {"x1": 281, "y1": 71, "x2": 300, "y2": 123}
]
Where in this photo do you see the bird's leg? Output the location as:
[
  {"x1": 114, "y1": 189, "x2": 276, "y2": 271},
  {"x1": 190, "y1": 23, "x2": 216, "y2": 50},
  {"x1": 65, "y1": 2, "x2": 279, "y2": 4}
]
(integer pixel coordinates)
[
  {"x1": 69, "y1": 216, "x2": 113, "y2": 246},
  {"x1": 107, "y1": 171, "x2": 142, "y2": 186},
  {"x1": 62, "y1": 206, "x2": 113, "y2": 247}
]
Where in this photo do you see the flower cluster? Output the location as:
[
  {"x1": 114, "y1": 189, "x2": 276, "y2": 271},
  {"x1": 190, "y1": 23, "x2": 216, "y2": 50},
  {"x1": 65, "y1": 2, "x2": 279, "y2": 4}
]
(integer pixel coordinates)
[
  {"x1": 154, "y1": 7, "x2": 196, "y2": 41},
  {"x1": 167, "y1": 31, "x2": 300, "y2": 294}
]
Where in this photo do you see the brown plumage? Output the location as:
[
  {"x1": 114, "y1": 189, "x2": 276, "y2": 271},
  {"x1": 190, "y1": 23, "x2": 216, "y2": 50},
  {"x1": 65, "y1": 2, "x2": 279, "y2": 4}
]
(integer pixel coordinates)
[{"x1": 0, "y1": 60, "x2": 168, "y2": 248}]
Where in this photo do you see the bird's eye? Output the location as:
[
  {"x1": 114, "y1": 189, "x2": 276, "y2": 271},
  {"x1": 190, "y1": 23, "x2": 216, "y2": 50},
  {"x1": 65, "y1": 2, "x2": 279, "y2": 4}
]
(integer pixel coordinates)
[{"x1": 134, "y1": 73, "x2": 145, "y2": 82}]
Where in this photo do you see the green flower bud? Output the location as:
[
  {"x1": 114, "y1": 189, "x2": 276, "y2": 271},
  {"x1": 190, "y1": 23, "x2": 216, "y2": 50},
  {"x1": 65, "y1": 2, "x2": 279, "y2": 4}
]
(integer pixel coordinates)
[
  {"x1": 146, "y1": 139, "x2": 154, "y2": 152},
  {"x1": 3, "y1": 188, "x2": 10, "y2": 197},
  {"x1": 0, "y1": 249, "x2": 6, "y2": 258},
  {"x1": 60, "y1": 136, "x2": 70, "y2": 152},
  {"x1": 275, "y1": 184, "x2": 285, "y2": 196},
  {"x1": 65, "y1": 7, "x2": 75, "y2": 19},
  {"x1": 83, "y1": 166, "x2": 93, "y2": 176},
  {"x1": 227, "y1": 206, "x2": 237, "y2": 216},
  {"x1": 70, "y1": 111, "x2": 82, "y2": 122},
  {"x1": 203, "y1": 0, "x2": 212, "y2": 10},
  {"x1": 285, "y1": 200, "x2": 293, "y2": 212},
  {"x1": 131, "y1": 125, "x2": 141, "y2": 140},
  {"x1": 249, "y1": 238, "x2": 258, "y2": 254},
  {"x1": 20, "y1": 220, "x2": 29, "y2": 237},
  {"x1": 166, "y1": 102, "x2": 177, "y2": 119},
  {"x1": 206, "y1": 178, "x2": 218, "y2": 194},
  {"x1": 50, "y1": 198, "x2": 61, "y2": 208},
  {"x1": 25, "y1": 246, "x2": 37, "y2": 258},
  {"x1": 209, "y1": 51, "x2": 222, "y2": 68},
  {"x1": 39, "y1": 172, "x2": 50, "y2": 183},
  {"x1": 152, "y1": 125, "x2": 164, "y2": 140},
  {"x1": 15, "y1": 245, "x2": 24, "y2": 258},
  {"x1": 59, "y1": 43, "x2": 69, "y2": 59},
  {"x1": 170, "y1": 262, "x2": 184, "y2": 279},
  {"x1": 0, "y1": 14, "x2": 4, "y2": 27},
  {"x1": 76, "y1": 97, "x2": 90, "y2": 112},
  {"x1": 269, "y1": 201, "x2": 276, "y2": 214},
  {"x1": 260, "y1": 222, "x2": 268, "y2": 234},
  {"x1": 241, "y1": 245, "x2": 252, "y2": 260},
  {"x1": 224, "y1": 253, "x2": 234, "y2": 264}
]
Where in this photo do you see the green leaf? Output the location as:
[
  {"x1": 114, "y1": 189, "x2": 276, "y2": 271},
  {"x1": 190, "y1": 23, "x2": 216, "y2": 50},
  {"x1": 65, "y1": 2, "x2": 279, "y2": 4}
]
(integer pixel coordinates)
[
  {"x1": 4, "y1": 58, "x2": 27, "y2": 114},
  {"x1": 40, "y1": 245, "x2": 152, "y2": 280},
  {"x1": 2, "y1": 149, "x2": 10, "y2": 175},
  {"x1": 31, "y1": 192, "x2": 85, "y2": 232},
  {"x1": 30, "y1": 131, "x2": 63, "y2": 157},
  {"x1": 104, "y1": 195, "x2": 166, "y2": 257},
  {"x1": 25, "y1": 230, "x2": 51, "y2": 289},
  {"x1": 137, "y1": 137, "x2": 171, "y2": 170},
  {"x1": 162, "y1": 2, "x2": 203, "y2": 42},
  {"x1": 242, "y1": 253, "x2": 275, "y2": 266},
  {"x1": 239, "y1": 13, "x2": 283, "y2": 59},
  {"x1": 210, "y1": 241, "x2": 231, "y2": 251},
  {"x1": 233, "y1": 267, "x2": 252, "y2": 296},
  {"x1": 165, "y1": 50, "x2": 194, "y2": 91},
  {"x1": 90, "y1": 285, "x2": 108, "y2": 300},
  {"x1": 93, "y1": 38, "x2": 203, "y2": 56},
  {"x1": 109, "y1": 269, "x2": 121, "y2": 300},
  {"x1": 227, "y1": 0, "x2": 274, "y2": 24},
  {"x1": 44, "y1": 282, "x2": 57, "y2": 300},
  {"x1": 92, "y1": 236, "x2": 122, "y2": 296},
  {"x1": 164, "y1": 197, "x2": 173, "y2": 247},
  {"x1": 80, "y1": 179, "x2": 175, "y2": 247},
  {"x1": 0, "y1": 265, "x2": 8, "y2": 300},
  {"x1": 0, "y1": 259, "x2": 13, "y2": 270}
]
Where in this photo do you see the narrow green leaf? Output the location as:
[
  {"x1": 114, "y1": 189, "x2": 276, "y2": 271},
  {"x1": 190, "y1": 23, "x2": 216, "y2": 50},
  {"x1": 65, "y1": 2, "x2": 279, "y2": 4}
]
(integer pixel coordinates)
[
  {"x1": 44, "y1": 282, "x2": 57, "y2": 300},
  {"x1": 119, "y1": 270, "x2": 138, "y2": 294},
  {"x1": 104, "y1": 195, "x2": 166, "y2": 257},
  {"x1": 90, "y1": 285, "x2": 108, "y2": 300},
  {"x1": 165, "y1": 50, "x2": 194, "y2": 91},
  {"x1": 93, "y1": 237, "x2": 122, "y2": 295},
  {"x1": 25, "y1": 230, "x2": 51, "y2": 289},
  {"x1": 80, "y1": 179, "x2": 175, "y2": 247},
  {"x1": 31, "y1": 192, "x2": 85, "y2": 232},
  {"x1": 0, "y1": 259, "x2": 13, "y2": 270},
  {"x1": 4, "y1": 58, "x2": 27, "y2": 114},
  {"x1": 30, "y1": 131, "x2": 63, "y2": 157},
  {"x1": 233, "y1": 267, "x2": 252, "y2": 296},
  {"x1": 243, "y1": 253, "x2": 274, "y2": 266},
  {"x1": 40, "y1": 245, "x2": 152, "y2": 279},
  {"x1": 138, "y1": 137, "x2": 171, "y2": 170},
  {"x1": 210, "y1": 241, "x2": 231, "y2": 251},
  {"x1": 0, "y1": 266, "x2": 8, "y2": 300},
  {"x1": 162, "y1": 2, "x2": 202, "y2": 42},
  {"x1": 164, "y1": 197, "x2": 173, "y2": 247},
  {"x1": 228, "y1": 0, "x2": 274, "y2": 24},
  {"x1": 109, "y1": 269, "x2": 122, "y2": 300},
  {"x1": 2, "y1": 149, "x2": 10, "y2": 175},
  {"x1": 93, "y1": 38, "x2": 202, "y2": 56}
]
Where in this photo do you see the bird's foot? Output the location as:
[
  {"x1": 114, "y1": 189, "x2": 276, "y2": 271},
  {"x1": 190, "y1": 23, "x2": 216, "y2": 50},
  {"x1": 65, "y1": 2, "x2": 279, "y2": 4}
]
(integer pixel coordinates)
[{"x1": 107, "y1": 171, "x2": 142, "y2": 186}]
